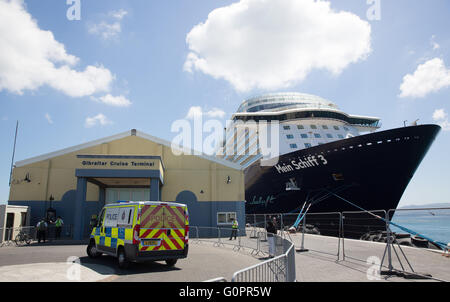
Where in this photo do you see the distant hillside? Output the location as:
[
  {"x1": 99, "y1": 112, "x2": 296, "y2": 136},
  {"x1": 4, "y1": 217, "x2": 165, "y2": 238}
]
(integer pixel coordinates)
[{"x1": 399, "y1": 203, "x2": 450, "y2": 209}]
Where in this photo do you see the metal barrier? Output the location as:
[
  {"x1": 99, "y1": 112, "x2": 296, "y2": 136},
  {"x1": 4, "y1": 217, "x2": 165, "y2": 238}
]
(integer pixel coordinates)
[
  {"x1": 341, "y1": 209, "x2": 387, "y2": 263},
  {"x1": 232, "y1": 233, "x2": 296, "y2": 282},
  {"x1": 190, "y1": 225, "x2": 296, "y2": 282},
  {"x1": 381, "y1": 207, "x2": 450, "y2": 281},
  {"x1": 275, "y1": 212, "x2": 343, "y2": 261},
  {"x1": 246, "y1": 207, "x2": 450, "y2": 282},
  {"x1": 204, "y1": 277, "x2": 228, "y2": 282},
  {"x1": 0, "y1": 225, "x2": 74, "y2": 247},
  {"x1": 1, "y1": 226, "x2": 35, "y2": 246}
]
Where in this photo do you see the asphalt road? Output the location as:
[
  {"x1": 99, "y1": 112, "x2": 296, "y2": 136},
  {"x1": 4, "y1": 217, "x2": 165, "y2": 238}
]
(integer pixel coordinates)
[{"x1": 0, "y1": 242, "x2": 261, "y2": 282}]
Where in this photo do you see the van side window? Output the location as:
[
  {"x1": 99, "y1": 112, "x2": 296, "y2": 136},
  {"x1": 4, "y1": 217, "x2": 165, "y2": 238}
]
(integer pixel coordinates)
[
  {"x1": 117, "y1": 207, "x2": 135, "y2": 228},
  {"x1": 97, "y1": 209, "x2": 105, "y2": 227},
  {"x1": 128, "y1": 209, "x2": 132, "y2": 225}
]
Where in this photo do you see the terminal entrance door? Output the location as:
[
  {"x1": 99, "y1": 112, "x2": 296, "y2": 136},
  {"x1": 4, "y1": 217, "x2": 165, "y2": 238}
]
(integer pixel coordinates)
[{"x1": 105, "y1": 188, "x2": 150, "y2": 204}]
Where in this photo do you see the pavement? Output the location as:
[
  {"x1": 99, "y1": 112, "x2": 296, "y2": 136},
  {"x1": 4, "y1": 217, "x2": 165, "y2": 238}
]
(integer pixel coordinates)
[
  {"x1": 0, "y1": 233, "x2": 448, "y2": 282},
  {"x1": 0, "y1": 241, "x2": 260, "y2": 282}
]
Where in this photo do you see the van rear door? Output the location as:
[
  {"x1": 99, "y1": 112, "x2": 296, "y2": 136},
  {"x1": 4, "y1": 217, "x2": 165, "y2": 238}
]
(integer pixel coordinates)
[{"x1": 139, "y1": 204, "x2": 186, "y2": 252}]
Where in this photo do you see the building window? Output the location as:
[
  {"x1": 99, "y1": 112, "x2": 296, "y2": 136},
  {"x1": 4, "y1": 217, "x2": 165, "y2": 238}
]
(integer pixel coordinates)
[
  {"x1": 297, "y1": 125, "x2": 304, "y2": 129},
  {"x1": 322, "y1": 125, "x2": 329, "y2": 129},
  {"x1": 326, "y1": 134, "x2": 333, "y2": 138},
  {"x1": 286, "y1": 134, "x2": 294, "y2": 139},
  {"x1": 310, "y1": 125, "x2": 317, "y2": 129},
  {"x1": 283, "y1": 125, "x2": 291, "y2": 130},
  {"x1": 333, "y1": 126, "x2": 340, "y2": 130},
  {"x1": 300, "y1": 134, "x2": 308, "y2": 139},
  {"x1": 304, "y1": 143, "x2": 312, "y2": 148},
  {"x1": 217, "y1": 212, "x2": 237, "y2": 225},
  {"x1": 337, "y1": 134, "x2": 344, "y2": 139},
  {"x1": 314, "y1": 133, "x2": 321, "y2": 138},
  {"x1": 290, "y1": 144, "x2": 298, "y2": 149},
  {"x1": 343, "y1": 126, "x2": 349, "y2": 131}
]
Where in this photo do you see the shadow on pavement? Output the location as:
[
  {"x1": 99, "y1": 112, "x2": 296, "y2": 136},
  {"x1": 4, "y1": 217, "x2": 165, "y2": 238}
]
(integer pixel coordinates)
[
  {"x1": 11, "y1": 240, "x2": 87, "y2": 248},
  {"x1": 79, "y1": 255, "x2": 181, "y2": 277}
]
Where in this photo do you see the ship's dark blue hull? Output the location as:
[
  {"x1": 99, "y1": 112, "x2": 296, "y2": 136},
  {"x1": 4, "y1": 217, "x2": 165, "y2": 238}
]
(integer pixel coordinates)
[{"x1": 244, "y1": 125, "x2": 441, "y2": 238}]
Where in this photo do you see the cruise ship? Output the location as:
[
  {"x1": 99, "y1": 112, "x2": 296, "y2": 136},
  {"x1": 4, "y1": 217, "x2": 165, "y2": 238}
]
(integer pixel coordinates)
[{"x1": 217, "y1": 93, "x2": 441, "y2": 237}]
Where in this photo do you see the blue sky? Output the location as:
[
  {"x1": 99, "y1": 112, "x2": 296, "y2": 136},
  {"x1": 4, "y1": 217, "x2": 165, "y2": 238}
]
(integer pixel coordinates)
[{"x1": 1, "y1": 0, "x2": 449, "y2": 207}]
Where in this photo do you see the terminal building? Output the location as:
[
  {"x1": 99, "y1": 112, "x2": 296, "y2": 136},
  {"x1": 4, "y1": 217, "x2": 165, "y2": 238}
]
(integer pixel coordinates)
[{"x1": 8, "y1": 129, "x2": 245, "y2": 240}]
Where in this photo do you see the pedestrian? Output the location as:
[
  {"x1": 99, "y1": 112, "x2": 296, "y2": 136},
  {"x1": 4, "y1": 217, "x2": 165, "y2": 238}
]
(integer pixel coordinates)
[
  {"x1": 272, "y1": 216, "x2": 279, "y2": 231},
  {"x1": 54, "y1": 216, "x2": 64, "y2": 240},
  {"x1": 266, "y1": 216, "x2": 277, "y2": 258},
  {"x1": 36, "y1": 219, "x2": 48, "y2": 243},
  {"x1": 229, "y1": 218, "x2": 238, "y2": 240}
]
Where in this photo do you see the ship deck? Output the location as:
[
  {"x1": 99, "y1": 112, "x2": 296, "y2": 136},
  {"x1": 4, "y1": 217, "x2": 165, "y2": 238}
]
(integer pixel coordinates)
[{"x1": 288, "y1": 232, "x2": 450, "y2": 282}]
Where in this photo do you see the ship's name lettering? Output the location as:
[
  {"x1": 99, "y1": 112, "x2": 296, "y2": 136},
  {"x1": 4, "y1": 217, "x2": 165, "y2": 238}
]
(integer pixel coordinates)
[
  {"x1": 249, "y1": 195, "x2": 276, "y2": 207},
  {"x1": 274, "y1": 155, "x2": 328, "y2": 174}
]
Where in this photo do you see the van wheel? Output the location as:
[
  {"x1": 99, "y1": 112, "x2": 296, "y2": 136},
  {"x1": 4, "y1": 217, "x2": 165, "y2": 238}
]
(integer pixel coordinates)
[
  {"x1": 87, "y1": 240, "x2": 101, "y2": 258},
  {"x1": 117, "y1": 247, "x2": 130, "y2": 269},
  {"x1": 165, "y1": 259, "x2": 177, "y2": 267}
]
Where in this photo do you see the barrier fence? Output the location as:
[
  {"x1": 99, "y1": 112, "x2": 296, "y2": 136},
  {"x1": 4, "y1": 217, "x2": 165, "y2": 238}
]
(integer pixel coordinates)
[
  {"x1": 247, "y1": 207, "x2": 450, "y2": 281},
  {"x1": 192, "y1": 226, "x2": 296, "y2": 282},
  {"x1": 0, "y1": 225, "x2": 74, "y2": 246}
]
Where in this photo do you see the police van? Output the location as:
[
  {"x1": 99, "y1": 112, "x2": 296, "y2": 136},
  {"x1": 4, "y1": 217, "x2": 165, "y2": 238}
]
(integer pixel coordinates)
[{"x1": 87, "y1": 201, "x2": 189, "y2": 269}]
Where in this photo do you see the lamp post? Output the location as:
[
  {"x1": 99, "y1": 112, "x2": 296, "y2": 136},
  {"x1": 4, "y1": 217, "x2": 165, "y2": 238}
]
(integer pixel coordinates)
[{"x1": 47, "y1": 195, "x2": 55, "y2": 223}]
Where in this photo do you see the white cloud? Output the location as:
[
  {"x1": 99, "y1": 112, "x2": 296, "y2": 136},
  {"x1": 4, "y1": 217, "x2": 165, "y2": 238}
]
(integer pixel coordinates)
[
  {"x1": 184, "y1": 0, "x2": 372, "y2": 92},
  {"x1": 0, "y1": 0, "x2": 115, "y2": 97},
  {"x1": 400, "y1": 58, "x2": 450, "y2": 98},
  {"x1": 88, "y1": 22, "x2": 122, "y2": 40},
  {"x1": 109, "y1": 9, "x2": 128, "y2": 20},
  {"x1": 432, "y1": 109, "x2": 450, "y2": 131},
  {"x1": 45, "y1": 113, "x2": 53, "y2": 124},
  {"x1": 186, "y1": 106, "x2": 226, "y2": 119},
  {"x1": 85, "y1": 113, "x2": 112, "y2": 128},
  {"x1": 88, "y1": 9, "x2": 128, "y2": 40},
  {"x1": 91, "y1": 94, "x2": 132, "y2": 107}
]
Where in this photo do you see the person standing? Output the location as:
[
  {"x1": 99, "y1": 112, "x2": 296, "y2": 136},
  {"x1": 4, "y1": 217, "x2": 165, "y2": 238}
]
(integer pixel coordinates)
[
  {"x1": 36, "y1": 219, "x2": 48, "y2": 243},
  {"x1": 54, "y1": 216, "x2": 64, "y2": 240},
  {"x1": 229, "y1": 218, "x2": 239, "y2": 240},
  {"x1": 266, "y1": 216, "x2": 277, "y2": 258}
]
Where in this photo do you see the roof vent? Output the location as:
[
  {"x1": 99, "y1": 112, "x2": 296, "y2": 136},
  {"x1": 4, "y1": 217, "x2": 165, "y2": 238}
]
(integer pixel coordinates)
[{"x1": 131, "y1": 129, "x2": 137, "y2": 136}]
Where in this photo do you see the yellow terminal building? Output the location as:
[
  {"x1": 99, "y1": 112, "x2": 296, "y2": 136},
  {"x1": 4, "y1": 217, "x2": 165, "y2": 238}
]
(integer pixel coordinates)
[{"x1": 8, "y1": 129, "x2": 245, "y2": 240}]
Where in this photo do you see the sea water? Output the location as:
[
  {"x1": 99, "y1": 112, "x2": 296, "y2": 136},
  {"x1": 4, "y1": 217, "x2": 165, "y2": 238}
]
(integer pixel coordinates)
[{"x1": 391, "y1": 209, "x2": 450, "y2": 245}]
